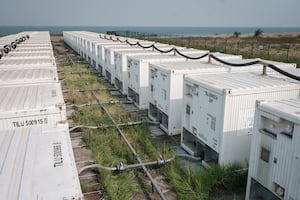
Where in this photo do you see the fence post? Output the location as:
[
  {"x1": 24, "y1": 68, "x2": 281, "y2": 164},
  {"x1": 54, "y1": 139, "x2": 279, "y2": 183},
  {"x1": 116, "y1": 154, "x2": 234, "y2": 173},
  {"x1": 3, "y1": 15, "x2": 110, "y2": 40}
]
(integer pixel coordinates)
[
  {"x1": 236, "y1": 40, "x2": 240, "y2": 54},
  {"x1": 286, "y1": 44, "x2": 291, "y2": 62},
  {"x1": 224, "y1": 39, "x2": 227, "y2": 53},
  {"x1": 267, "y1": 44, "x2": 271, "y2": 59},
  {"x1": 251, "y1": 41, "x2": 254, "y2": 57},
  {"x1": 214, "y1": 38, "x2": 217, "y2": 52}
]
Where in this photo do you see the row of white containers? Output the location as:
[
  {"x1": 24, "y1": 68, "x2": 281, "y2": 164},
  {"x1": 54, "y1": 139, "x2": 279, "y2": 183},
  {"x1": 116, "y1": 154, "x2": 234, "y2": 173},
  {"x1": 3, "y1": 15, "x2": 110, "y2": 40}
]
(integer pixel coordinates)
[
  {"x1": 63, "y1": 31, "x2": 300, "y2": 200},
  {"x1": 0, "y1": 32, "x2": 82, "y2": 200}
]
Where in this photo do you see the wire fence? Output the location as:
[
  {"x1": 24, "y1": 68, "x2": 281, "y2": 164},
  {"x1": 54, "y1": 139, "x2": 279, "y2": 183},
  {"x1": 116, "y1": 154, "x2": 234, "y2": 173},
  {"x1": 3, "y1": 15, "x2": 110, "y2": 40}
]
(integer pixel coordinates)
[{"x1": 144, "y1": 36, "x2": 300, "y2": 67}]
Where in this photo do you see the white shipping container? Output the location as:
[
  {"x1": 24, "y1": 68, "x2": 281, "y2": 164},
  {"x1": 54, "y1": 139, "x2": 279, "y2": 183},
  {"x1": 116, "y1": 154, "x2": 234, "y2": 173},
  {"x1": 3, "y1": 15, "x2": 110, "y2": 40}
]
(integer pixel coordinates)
[
  {"x1": 0, "y1": 68, "x2": 58, "y2": 85},
  {"x1": 2, "y1": 52, "x2": 54, "y2": 60},
  {"x1": 18, "y1": 43, "x2": 52, "y2": 47},
  {"x1": 90, "y1": 40, "x2": 113, "y2": 68},
  {"x1": 0, "y1": 58, "x2": 56, "y2": 69},
  {"x1": 96, "y1": 42, "x2": 124, "y2": 74},
  {"x1": 114, "y1": 49, "x2": 160, "y2": 95},
  {"x1": 13, "y1": 47, "x2": 53, "y2": 52},
  {"x1": 104, "y1": 44, "x2": 137, "y2": 83},
  {"x1": 148, "y1": 61, "x2": 229, "y2": 135},
  {"x1": 181, "y1": 72, "x2": 300, "y2": 166},
  {"x1": 10, "y1": 50, "x2": 53, "y2": 55},
  {"x1": 0, "y1": 83, "x2": 66, "y2": 131},
  {"x1": 85, "y1": 39, "x2": 107, "y2": 66},
  {"x1": 99, "y1": 42, "x2": 172, "y2": 77},
  {"x1": 246, "y1": 99, "x2": 300, "y2": 200},
  {"x1": 127, "y1": 54, "x2": 187, "y2": 109},
  {"x1": 0, "y1": 124, "x2": 83, "y2": 199},
  {"x1": 105, "y1": 44, "x2": 162, "y2": 85}
]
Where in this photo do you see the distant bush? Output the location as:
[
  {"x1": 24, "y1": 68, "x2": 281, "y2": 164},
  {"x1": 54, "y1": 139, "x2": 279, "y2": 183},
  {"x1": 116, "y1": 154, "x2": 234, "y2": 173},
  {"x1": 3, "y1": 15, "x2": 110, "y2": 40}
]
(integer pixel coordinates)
[
  {"x1": 233, "y1": 31, "x2": 241, "y2": 38},
  {"x1": 254, "y1": 29, "x2": 264, "y2": 37}
]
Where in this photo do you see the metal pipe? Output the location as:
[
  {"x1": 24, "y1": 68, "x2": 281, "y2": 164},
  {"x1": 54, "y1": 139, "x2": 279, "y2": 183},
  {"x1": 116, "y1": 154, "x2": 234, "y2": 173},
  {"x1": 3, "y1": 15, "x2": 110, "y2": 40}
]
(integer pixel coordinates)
[
  {"x1": 78, "y1": 156, "x2": 175, "y2": 175},
  {"x1": 62, "y1": 87, "x2": 117, "y2": 93},
  {"x1": 66, "y1": 100, "x2": 133, "y2": 108},
  {"x1": 69, "y1": 121, "x2": 143, "y2": 132}
]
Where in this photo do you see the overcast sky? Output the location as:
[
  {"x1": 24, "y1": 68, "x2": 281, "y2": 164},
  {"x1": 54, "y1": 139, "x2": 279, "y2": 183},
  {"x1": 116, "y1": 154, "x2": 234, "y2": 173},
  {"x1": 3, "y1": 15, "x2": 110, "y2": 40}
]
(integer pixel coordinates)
[{"x1": 0, "y1": 0, "x2": 299, "y2": 27}]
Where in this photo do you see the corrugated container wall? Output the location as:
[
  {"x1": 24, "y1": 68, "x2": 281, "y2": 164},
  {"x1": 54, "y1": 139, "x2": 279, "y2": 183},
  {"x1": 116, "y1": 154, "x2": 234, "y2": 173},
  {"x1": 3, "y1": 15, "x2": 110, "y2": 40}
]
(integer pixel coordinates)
[
  {"x1": 148, "y1": 61, "x2": 229, "y2": 135},
  {"x1": 114, "y1": 49, "x2": 160, "y2": 95},
  {"x1": 246, "y1": 99, "x2": 300, "y2": 200},
  {"x1": 0, "y1": 68, "x2": 58, "y2": 85},
  {"x1": 127, "y1": 54, "x2": 187, "y2": 109}
]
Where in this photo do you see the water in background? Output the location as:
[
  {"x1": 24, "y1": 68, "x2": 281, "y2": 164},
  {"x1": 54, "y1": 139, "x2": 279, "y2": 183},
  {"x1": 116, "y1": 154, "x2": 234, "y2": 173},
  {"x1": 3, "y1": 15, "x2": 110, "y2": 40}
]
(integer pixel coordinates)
[{"x1": 0, "y1": 26, "x2": 300, "y2": 36}]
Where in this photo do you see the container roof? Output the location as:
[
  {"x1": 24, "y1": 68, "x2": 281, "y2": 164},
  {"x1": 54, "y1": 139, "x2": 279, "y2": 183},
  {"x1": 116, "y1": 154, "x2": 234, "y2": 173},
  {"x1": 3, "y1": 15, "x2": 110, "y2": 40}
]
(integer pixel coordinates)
[
  {"x1": 259, "y1": 98, "x2": 300, "y2": 124},
  {"x1": 104, "y1": 44, "x2": 135, "y2": 50},
  {"x1": 2, "y1": 52, "x2": 53, "y2": 59},
  {"x1": 0, "y1": 68, "x2": 58, "y2": 86},
  {"x1": 129, "y1": 54, "x2": 187, "y2": 62},
  {"x1": 186, "y1": 72, "x2": 300, "y2": 94},
  {"x1": 115, "y1": 49, "x2": 160, "y2": 55},
  {"x1": 13, "y1": 48, "x2": 52, "y2": 52},
  {"x1": 0, "y1": 58, "x2": 56, "y2": 68},
  {"x1": 113, "y1": 47, "x2": 146, "y2": 52},
  {"x1": 150, "y1": 61, "x2": 228, "y2": 74},
  {"x1": 0, "y1": 124, "x2": 82, "y2": 199},
  {"x1": 0, "y1": 83, "x2": 64, "y2": 112}
]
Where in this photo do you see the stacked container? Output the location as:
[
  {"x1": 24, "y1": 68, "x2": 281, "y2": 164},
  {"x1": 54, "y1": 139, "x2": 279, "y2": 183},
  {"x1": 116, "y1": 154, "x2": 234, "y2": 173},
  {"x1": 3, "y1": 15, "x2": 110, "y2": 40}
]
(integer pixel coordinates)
[
  {"x1": 127, "y1": 54, "x2": 187, "y2": 109},
  {"x1": 114, "y1": 49, "x2": 160, "y2": 95}
]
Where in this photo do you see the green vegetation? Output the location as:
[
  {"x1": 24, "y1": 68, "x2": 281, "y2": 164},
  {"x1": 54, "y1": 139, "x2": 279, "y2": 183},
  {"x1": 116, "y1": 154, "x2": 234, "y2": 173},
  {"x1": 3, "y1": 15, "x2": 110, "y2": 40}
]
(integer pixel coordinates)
[
  {"x1": 82, "y1": 129, "x2": 138, "y2": 200},
  {"x1": 105, "y1": 104, "x2": 138, "y2": 124},
  {"x1": 254, "y1": 28, "x2": 263, "y2": 37},
  {"x1": 233, "y1": 31, "x2": 241, "y2": 38},
  {"x1": 80, "y1": 181, "x2": 89, "y2": 193},
  {"x1": 123, "y1": 124, "x2": 172, "y2": 160},
  {"x1": 93, "y1": 90, "x2": 117, "y2": 102},
  {"x1": 64, "y1": 79, "x2": 89, "y2": 89},
  {"x1": 165, "y1": 161, "x2": 247, "y2": 200},
  {"x1": 65, "y1": 90, "x2": 98, "y2": 105},
  {"x1": 72, "y1": 105, "x2": 113, "y2": 126}
]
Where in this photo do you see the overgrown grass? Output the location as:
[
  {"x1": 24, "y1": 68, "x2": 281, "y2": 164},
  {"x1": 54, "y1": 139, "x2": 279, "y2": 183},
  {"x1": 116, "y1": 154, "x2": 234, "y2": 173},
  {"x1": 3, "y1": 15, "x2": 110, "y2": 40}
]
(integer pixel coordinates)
[
  {"x1": 165, "y1": 161, "x2": 247, "y2": 200},
  {"x1": 80, "y1": 180, "x2": 89, "y2": 193},
  {"x1": 82, "y1": 129, "x2": 138, "y2": 200},
  {"x1": 105, "y1": 104, "x2": 138, "y2": 123},
  {"x1": 72, "y1": 105, "x2": 113, "y2": 126},
  {"x1": 93, "y1": 90, "x2": 118, "y2": 102},
  {"x1": 81, "y1": 125, "x2": 174, "y2": 199},
  {"x1": 122, "y1": 124, "x2": 171, "y2": 160},
  {"x1": 59, "y1": 64, "x2": 92, "y2": 73},
  {"x1": 87, "y1": 78, "x2": 108, "y2": 89},
  {"x1": 64, "y1": 79, "x2": 90, "y2": 89},
  {"x1": 80, "y1": 72, "x2": 100, "y2": 80},
  {"x1": 64, "y1": 79, "x2": 107, "y2": 92},
  {"x1": 64, "y1": 91, "x2": 98, "y2": 105},
  {"x1": 63, "y1": 73, "x2": 82, "y2": 79}
]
